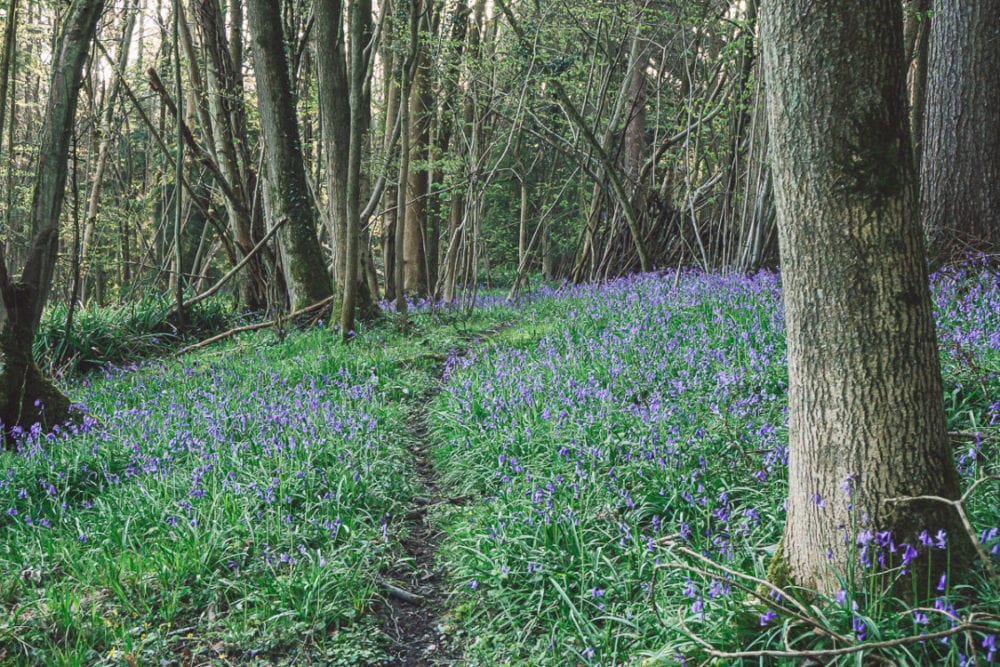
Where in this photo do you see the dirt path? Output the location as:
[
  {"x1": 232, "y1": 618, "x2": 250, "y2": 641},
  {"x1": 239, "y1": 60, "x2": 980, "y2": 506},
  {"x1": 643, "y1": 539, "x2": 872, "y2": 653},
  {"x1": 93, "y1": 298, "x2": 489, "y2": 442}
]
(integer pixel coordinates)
[
  {"x1": 374, "y1": 327, "x2": 511, "y2": 665},
  {"x1": 376, "y1": 381, "x2": 461, "y2": 666}
]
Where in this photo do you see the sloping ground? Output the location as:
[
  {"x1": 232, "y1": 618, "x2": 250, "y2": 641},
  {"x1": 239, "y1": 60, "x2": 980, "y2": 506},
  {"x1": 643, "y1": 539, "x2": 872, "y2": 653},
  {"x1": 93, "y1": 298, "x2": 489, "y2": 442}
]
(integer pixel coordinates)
[
  {"x1": 1, "y1": 268, "x2": 998, "y2": 665},
  {"x1": 0, "y1": 309, "x2": 515, "y2": 665},
  {"x1": 426, "y1": 269, "x2": 1000, "y2": 665}
]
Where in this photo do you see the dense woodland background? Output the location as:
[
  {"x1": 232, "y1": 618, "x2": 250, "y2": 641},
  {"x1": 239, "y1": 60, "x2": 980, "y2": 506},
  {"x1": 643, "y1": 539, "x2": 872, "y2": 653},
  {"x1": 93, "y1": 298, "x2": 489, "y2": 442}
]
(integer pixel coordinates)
[{"x1": 0, "y1": 0, "x2": 990, "y2": 325}]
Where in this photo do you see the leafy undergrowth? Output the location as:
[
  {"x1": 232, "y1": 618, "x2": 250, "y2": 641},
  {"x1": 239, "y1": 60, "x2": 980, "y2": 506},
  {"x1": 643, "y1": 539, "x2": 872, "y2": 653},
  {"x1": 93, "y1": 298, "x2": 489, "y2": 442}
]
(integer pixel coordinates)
[
  {"x1": 429, "y1": 268, "x2": 1000, "y2": 666},
  {"x1": 0, "y1": 303, "x2": 517, "y2": 666},
  {"x1": 35, "y1": 293, "x2": 243, "y2": 377}
]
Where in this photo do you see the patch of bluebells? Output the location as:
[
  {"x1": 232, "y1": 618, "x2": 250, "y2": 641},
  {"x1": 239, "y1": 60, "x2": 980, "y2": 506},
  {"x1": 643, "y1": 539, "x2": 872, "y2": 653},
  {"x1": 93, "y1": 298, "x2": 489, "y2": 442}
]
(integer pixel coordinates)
[
  {"x1": 933, "y1": 259, "x2": 1000, "y2": 359},
  {"x1": 436, "y1": 267, "x2": 1000, "y2": 665},
  {"x1": 0, "y1": 338, "x2": 415, "y2": 629},
  {"x1": 434, "y1": 270, "x2": 788, "y2": 663}
]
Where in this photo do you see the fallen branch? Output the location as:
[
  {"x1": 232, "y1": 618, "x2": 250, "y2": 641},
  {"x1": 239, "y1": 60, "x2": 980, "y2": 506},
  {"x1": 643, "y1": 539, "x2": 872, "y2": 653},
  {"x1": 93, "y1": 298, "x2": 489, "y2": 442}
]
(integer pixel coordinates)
[
  {"x1": 377, "y1": 579, "x2": 424, "y2": 605},
  {"x1": 885, "y1": 475, "x2": 1000, "y2": 587},
  {"x1": 175, "y1": 295, "x2": 334, "y2": 356},
  {"x1": 676, "y1": 607, "x2": 998, "y2": 661},
  {"x1": 656, "y1": 538, "x2": 829, "y2": 630}
]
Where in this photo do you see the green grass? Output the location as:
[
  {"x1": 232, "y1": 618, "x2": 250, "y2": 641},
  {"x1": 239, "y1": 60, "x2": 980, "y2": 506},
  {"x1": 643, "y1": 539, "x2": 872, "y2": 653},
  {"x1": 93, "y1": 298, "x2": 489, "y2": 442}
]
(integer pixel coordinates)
[
  {"x1": 1, "y1": 301, "x2": 518, "y2": 666},
  {"x1": 35, "y1": 293, "x2": 240, "y2": 376},
  {"x1": 3, "y1": 271, "x2": 999, "y2": 665},
  {"x1": 427, "y1": 271, "x2": 1000, "y2": 666}
]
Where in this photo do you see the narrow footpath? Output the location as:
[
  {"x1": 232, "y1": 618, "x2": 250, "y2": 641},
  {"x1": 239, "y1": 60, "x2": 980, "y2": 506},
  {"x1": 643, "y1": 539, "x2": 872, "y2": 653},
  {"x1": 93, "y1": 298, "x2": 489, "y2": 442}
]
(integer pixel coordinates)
[{"x1": 375, "y1": 370, "x2": 463, "y2": 665}]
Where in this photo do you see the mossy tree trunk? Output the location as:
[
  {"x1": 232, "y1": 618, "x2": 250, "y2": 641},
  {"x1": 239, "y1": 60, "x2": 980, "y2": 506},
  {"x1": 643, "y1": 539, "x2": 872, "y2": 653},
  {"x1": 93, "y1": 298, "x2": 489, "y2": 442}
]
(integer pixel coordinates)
[
  {"x1": 761, "y1": 0, "x2": 973, "y2": 597},
  {"x1": 246, "y1": 0, "x2": 332, "y2": 311},
  {"x1": 0, "y1": 0, "x2": 104, "y2": 443}
]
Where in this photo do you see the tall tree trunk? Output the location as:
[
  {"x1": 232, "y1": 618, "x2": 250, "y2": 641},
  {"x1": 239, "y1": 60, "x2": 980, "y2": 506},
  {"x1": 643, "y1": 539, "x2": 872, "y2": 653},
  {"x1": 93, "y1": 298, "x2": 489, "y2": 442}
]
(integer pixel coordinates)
[
  {"x1": 171, "y1": 0, "x2": 185, "y2": 325},
  {"x1": 196, "y1": 0, "x2": 268, "y2": 310},
  {"x1": 762, "y1": 0, "x2": 973, "y2": 596},
  {"x1": 905, "y1": 0, "x2": 931, "y2": 167},
  {"x1": 402, "y1": 0, "x2": 430, "y2": 295},
  {"x1": 0, "y1": 0, "x2": 105, "y2": 440},
  {"x1": 314, "y1": 0, "x2": 379, "y2": 324},
  {"x1": 380, "y1": 47, "x2": 399, "y2": 302},
  {"x1": 313, "y1": 0, "x2": 350, "y2": 284},
  {"x1": 246, "y1": 0, "x2": 332, "y2": 310},
  {"x1": 341, "y1": 0, "x2": 372, "y2": 339},
  {"x1": 920, "y1": 0, "x2": 1000, "y2": 264},
  {"x1": 394, "y1": 0, "x2": 420, "y2": 319},
  {"x1": 0, "y1": 0, "x2": 18, "y2": 183}
]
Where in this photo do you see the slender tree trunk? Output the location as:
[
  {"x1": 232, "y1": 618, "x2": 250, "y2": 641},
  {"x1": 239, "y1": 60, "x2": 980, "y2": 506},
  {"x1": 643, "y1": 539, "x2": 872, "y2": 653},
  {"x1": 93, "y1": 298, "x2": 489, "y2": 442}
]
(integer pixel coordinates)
[
  {"x1": 246, "y1": 0, "x2": 332, "y2": 310},
  {"x1": 403, "y1": 2, "x2": 430, "y2": 295},
  {"x1": 905, "y1": 0, "x2": 931, "y2": 167},
  {"x1": 0, "y1": 0, "x2": 105, "y2": 440},
  {"x1": 380, "y1": 50, "x2": 399, "y2": 302},
  {"x1": 920, "y1": 0, "x2": 1000, "y2": 264},
  {"x1": 80, "y1": 3, "x2": 136, "y2": 303},
  {"x1": 394, "y1": 0, "x2": 419, "y2": 319},
  {"x1": 518, "y1": 173, "x2": 529, "y2": 274},
  {"x1": 762, "y1": 0, "x2": 972, "y2": 596},
  {"x1": 438, "y1": 0, "x2": 484, "y2": 302},
  {"x1": 171, "y1": 0, "x2": 185, "y2": 325},
  {"x1": 0, "y1": 0, "x2": 18, "y2": 178},
  {"x1": 341, "y1": 0, "x2": 372, "y2": 340}
]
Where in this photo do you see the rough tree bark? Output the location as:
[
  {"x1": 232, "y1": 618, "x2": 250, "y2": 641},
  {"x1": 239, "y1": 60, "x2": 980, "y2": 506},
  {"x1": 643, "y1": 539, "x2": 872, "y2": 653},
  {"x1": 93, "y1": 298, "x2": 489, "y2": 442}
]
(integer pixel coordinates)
[
  {"x1": 313, "y1": 0, "x2": 350, "y2": 282},
  {"x1": 761, "y1": 0, "x2": 973, "y2": 595},
  {"x1": 920, "y1": 0, "x2": 1000, "y2": 264},
  {"x1": 246, "y1": 0, "x2": 332, "y2": 310},
  {"x1": 0, "y1": 0, "x2": 105, "y2": 440}
]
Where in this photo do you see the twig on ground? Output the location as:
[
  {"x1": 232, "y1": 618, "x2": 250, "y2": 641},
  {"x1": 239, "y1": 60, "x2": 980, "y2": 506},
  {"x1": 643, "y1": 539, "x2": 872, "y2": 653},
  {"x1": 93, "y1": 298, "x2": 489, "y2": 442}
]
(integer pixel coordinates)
[
  {"x1": 175, "y1": 296, "x2": 335, "y2": 356},
  {"x1": 378, "y1": 579, "x2": 425, "y2": 605},
  {"x1": 885, "y1": 475, "x2": 1000, "y2": 587}
]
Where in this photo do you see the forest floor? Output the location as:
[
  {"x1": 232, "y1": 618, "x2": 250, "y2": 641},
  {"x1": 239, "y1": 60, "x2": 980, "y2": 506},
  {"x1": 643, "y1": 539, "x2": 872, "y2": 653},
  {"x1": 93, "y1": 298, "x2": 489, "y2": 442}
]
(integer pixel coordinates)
[
  {"x1": 373, "y1": 382, "x2": 461, "y2": 666},
  {"x1": 1, "y1": 269, "x2": 999, "y2": 666}
]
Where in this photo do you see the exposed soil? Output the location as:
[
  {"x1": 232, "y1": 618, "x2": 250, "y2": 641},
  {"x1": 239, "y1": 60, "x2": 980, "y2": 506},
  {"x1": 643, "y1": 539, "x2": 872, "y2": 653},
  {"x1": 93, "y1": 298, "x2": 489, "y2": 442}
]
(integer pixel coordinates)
[
  {"x1": 376, "y1": 392, "x2": 461, "y2": 666},
  {"x1": 374, "y1": 327, "x2": 510, "y2": 666}
]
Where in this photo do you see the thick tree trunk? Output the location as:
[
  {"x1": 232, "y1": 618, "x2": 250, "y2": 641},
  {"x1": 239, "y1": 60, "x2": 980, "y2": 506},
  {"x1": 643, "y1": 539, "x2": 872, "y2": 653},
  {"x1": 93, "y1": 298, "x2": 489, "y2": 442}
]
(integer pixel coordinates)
[
  {"x1": 0, "y1": 0, "x2": 104, "y2": 440},
  {"x1": 762, "y1": 0, "x2": 972, "y2": 596},
  {"x1": 920, "y1": 0, "x2": 1000, "y2": 264},
  {"x1": 246, "y1": 0, "x2": 332, "y2": 310}
]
